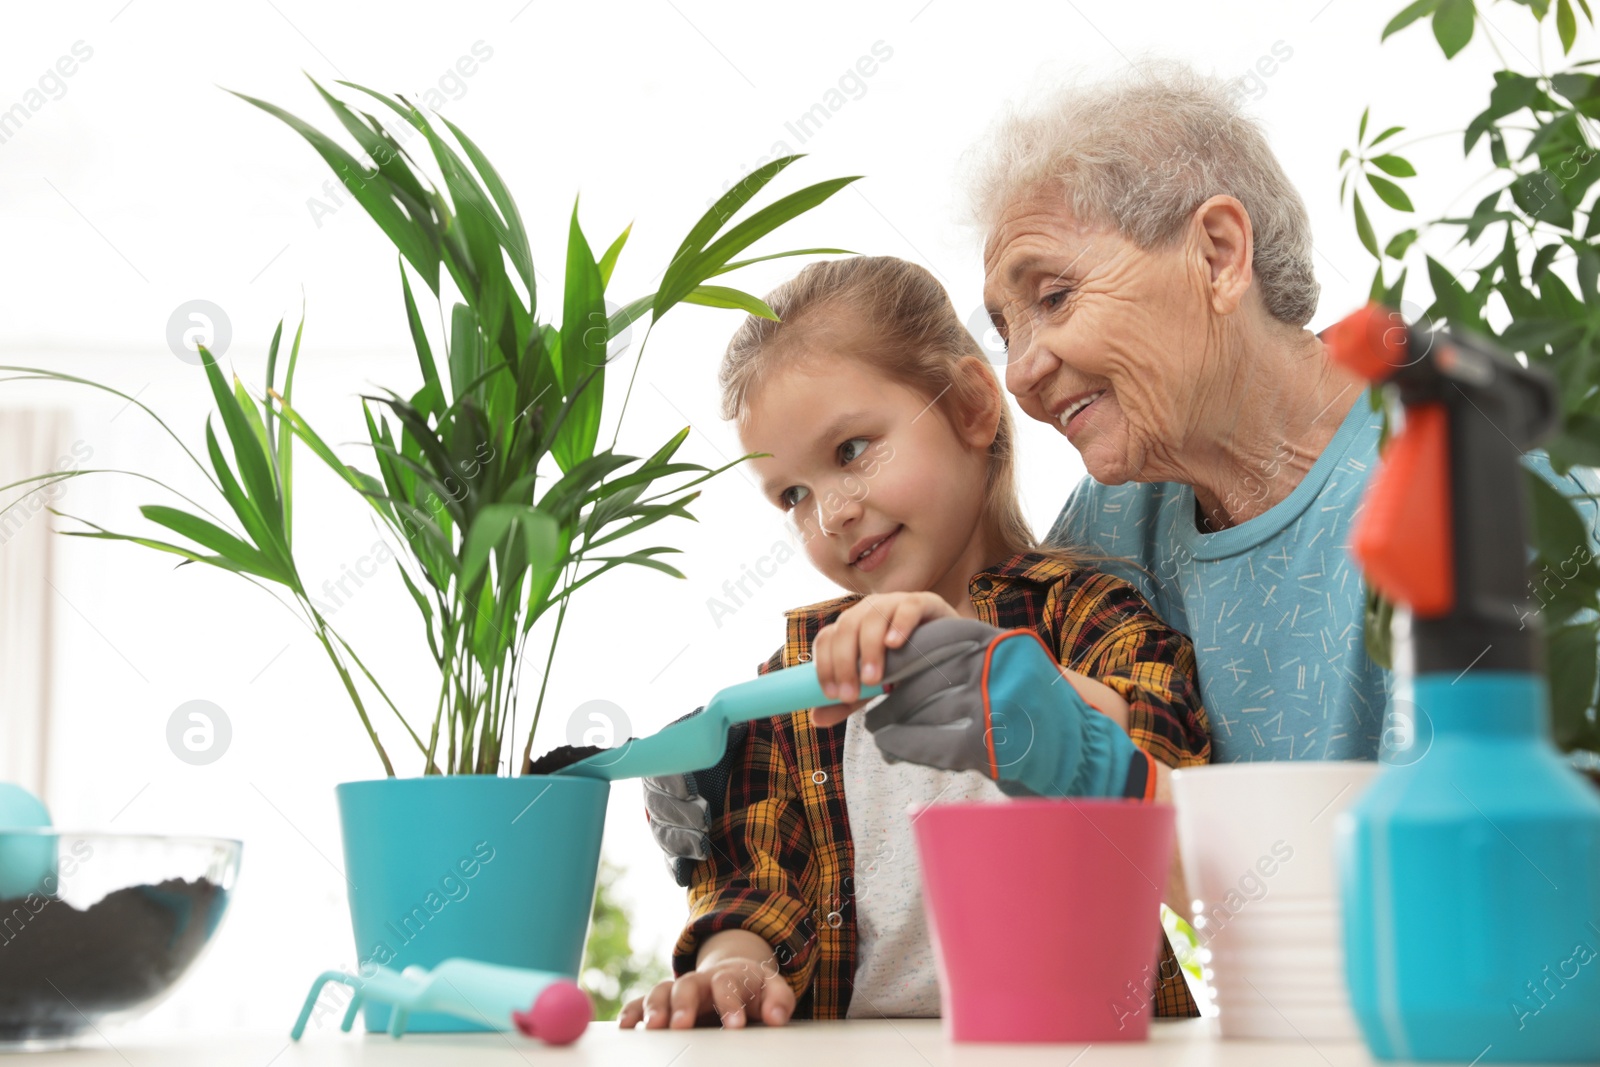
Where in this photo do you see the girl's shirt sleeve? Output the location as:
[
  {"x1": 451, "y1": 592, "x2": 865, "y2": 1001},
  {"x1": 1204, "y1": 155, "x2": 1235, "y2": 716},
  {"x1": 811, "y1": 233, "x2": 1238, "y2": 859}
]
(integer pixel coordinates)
[{"x1": 1050, "y1": 569, "x2": 1213, "y2": 791}]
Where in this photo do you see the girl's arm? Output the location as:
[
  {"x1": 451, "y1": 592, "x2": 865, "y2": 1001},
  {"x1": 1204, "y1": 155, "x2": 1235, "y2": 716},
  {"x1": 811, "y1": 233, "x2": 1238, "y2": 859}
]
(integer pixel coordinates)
[
  {"x1": 1052, "y1": 570, "x2": 1212, "y2": 772},
  {"x1": 1058, "y1": 669, "x2": 1130, "y2": 731}
]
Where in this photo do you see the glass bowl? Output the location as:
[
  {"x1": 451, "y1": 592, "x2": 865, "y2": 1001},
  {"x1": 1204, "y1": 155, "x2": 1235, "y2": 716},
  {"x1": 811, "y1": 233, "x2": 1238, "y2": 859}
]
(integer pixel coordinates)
[{"x1": 0, "y1": 831, "x2": 241, "y2": 1051}]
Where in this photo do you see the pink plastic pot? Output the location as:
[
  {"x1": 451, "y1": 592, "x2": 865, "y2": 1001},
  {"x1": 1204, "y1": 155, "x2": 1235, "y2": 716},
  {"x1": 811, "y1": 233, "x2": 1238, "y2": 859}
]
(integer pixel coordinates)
[{"x1": 911, "y1": 797, "x2": 1176, "y2": 1043}]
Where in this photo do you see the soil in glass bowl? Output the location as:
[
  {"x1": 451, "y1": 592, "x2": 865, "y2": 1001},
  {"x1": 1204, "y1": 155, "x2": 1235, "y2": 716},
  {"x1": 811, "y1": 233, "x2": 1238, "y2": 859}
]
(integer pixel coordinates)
[{"x1": 0, "y1": 877, "x2": 225, "y2": 1044}]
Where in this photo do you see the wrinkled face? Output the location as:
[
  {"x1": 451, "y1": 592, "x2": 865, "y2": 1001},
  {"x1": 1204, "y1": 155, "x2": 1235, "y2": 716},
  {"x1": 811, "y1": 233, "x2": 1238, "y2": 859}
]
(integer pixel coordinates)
[
  {"x1": 738, "y1": 343, "x2": 991, "y2": 598},
  {"x1": 982, "y1": 192, "x2": 1213, "y2": 485}
]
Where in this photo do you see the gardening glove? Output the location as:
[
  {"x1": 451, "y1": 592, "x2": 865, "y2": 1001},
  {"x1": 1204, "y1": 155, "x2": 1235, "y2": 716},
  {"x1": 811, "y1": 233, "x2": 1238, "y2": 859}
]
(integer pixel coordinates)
[
  {"x1": 641, "y1": 708, "x2": 746, "y2": 886},
  {"x1": 867, "y1": 617, "x2": 1147, "y2": 799},
  {"x1": 642, "y1": 772, "x2": 710, "y2": 864}
]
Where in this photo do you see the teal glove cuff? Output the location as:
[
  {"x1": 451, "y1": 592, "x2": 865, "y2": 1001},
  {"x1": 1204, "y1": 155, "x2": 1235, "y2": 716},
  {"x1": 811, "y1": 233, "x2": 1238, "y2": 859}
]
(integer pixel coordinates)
[
  {"x1": 867, "y1": 619, "x2": 1152, "y2": 800},
  {"x1": 985, "y1": 630, "x2": 1141, "y2": 799}
]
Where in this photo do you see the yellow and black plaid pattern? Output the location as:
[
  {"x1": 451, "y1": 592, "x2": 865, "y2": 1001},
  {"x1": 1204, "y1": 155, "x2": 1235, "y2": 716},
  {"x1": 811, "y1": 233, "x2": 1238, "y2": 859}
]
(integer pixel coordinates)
[{"x1": 672, "y1": 550, "x2": 1211, "y2": 1019}]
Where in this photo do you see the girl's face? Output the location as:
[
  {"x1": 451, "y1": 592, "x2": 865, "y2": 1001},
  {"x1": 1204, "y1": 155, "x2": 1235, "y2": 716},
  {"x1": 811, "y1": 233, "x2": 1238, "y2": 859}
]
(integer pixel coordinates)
[{"x1": 738, "y1": 339, "x2": 999, "y2": 606}]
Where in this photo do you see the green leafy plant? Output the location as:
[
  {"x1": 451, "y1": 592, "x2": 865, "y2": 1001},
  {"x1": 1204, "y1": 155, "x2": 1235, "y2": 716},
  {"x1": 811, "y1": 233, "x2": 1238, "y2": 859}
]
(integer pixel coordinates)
[
  {"x1": 1340, "y1": 1, "x2": 1600, "y2": 758},
  {"x1": 580, "y1": 857, "x2": 669, "y2": 1020},
  {"x1": 1, "y1": 78, "x2": 856, "y2": 775}
]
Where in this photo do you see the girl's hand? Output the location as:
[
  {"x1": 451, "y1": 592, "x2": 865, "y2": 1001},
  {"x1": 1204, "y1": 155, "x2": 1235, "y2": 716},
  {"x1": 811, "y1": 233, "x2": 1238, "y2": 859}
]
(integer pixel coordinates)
[
  {"x1": 812, "y1": 592, "x2": 958, "y2": 728},
  {"x1": 617, "y1": 955, "x2": 794, "y2": 1029}
]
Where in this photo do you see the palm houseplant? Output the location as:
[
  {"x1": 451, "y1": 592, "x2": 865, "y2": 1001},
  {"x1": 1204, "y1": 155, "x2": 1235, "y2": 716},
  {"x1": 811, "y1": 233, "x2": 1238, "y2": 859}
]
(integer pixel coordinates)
[
  {"x1": 2, "y1": 77, "x2": 856, "y2": 1030},
  {"x1": 1339, "y1": 0, "x2": 1600, "y2": 782}
]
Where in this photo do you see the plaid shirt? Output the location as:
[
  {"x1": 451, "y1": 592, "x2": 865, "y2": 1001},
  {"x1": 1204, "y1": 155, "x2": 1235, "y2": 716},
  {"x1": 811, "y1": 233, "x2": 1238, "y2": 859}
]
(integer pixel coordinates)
[{"x1": 671, "y1": 550, "x2": 1212, "y2": 1019}]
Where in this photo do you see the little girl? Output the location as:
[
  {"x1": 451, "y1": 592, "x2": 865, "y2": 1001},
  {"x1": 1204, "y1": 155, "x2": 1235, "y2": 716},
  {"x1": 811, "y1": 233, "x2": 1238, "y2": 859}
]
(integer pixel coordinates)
[{"x1": 618, "y1": 256, "x2": 1211, "y2": 1029}]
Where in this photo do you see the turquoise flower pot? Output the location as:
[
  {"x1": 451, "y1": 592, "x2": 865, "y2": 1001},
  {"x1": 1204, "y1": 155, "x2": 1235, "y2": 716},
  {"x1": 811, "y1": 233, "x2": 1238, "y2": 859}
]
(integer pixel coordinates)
[{"x1": 334, "y1": 776, "x2": 608, "y2": 1034}]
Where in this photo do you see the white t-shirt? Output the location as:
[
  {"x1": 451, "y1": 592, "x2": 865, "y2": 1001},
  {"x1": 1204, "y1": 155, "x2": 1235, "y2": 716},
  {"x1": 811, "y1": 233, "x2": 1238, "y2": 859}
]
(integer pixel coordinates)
[{"x1": 841, "y1": 705, "x2": 1009, "y2": 1019}]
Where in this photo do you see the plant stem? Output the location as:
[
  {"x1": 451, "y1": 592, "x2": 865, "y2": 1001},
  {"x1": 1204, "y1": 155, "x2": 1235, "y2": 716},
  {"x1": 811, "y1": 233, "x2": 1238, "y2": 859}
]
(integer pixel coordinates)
[
  {"x1": 521, "y1": 558, "x2": 577, "y2": 772},
  {"x1": 608, "y1": 324, "x2": 657, "y2": 453},
  {"x1": 309, "y1": 613, "x2": 396, "y2": 777},
  {"x1": 328, "y1": 628, "x2": 437, "y2": 767}
]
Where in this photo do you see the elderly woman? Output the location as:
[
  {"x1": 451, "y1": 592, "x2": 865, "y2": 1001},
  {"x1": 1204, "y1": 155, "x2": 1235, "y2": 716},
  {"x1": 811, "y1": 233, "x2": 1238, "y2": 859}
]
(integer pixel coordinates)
[{"x1": 970, "y1": 61, "x2": 1596, "y2": 763}]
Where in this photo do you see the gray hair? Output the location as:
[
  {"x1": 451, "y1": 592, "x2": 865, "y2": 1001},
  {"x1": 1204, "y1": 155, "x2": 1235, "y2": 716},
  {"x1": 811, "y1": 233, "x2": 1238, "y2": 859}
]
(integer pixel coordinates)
[{"x1": 964, "y1": 59, "x2": 1319, "y2": 327}]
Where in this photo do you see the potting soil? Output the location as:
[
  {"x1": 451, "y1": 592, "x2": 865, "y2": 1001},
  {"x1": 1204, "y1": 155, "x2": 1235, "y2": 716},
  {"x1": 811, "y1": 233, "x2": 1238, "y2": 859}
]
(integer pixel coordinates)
[
  {"x1": 0, "y1": 877, "x2": 225, "y2": 1042},
  {"x1": 524, "y1": 742, "x2": 638, "y2": 775}
]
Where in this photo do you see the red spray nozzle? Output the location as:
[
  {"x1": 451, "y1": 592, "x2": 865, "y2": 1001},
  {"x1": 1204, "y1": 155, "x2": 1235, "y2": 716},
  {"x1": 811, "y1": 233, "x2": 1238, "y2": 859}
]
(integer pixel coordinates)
[
  {"x1": 1324, "y1": 302, "x2": 1412, "y2": 383},
  {"x1": 1348, "y1": 403, "x2": 1455, "y2": 617},
  {"x1": 1324, "y1": 304, "x2": 1455, "y2": 617}
]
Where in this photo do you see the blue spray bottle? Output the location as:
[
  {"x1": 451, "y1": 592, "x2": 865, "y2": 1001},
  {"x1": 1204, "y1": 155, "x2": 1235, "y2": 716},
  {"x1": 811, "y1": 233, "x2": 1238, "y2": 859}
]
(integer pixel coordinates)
[{"x1": 1325, "y1": 305, "x2": 1600, "y2": 1062}]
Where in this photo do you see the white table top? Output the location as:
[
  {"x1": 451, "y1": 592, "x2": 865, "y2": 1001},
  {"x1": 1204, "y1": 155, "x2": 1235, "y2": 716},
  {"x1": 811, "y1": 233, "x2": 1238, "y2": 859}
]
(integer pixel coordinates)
[{"x1": 21, "y1": 1017, "x2": 1471, "y2": 1066}]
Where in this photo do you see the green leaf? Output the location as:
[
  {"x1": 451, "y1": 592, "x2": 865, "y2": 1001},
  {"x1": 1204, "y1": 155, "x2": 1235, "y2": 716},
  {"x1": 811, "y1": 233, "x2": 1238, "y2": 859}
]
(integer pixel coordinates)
[
  {"x1": 540, "y1": 451, "x2": 637, "y2": 523},
  {"x1": 228, "y1": 86, "x2": 440, "y2": 293},
  {"x1": 598, "y1": 223, "x2": 631, "y2": 289},
  {"x1": 659, "y1": 156, "x2": 805, "y2": 307},
  {"x1": 607, "y1": 294, "x2": 655, "y2": 341},
  {"x1": 1364, "y1": 583, "x2": 1394, "y2": 670},
  {"x1": 1549, "y1": 620, "x2": 1599, "y2": 749},
  {"x1": 1368, "y1": 172, "x2": 1417, "y2": 211},
  {"x1": 234, "y1": 377, "x2": 273, "y2": 483},
  {"x1": 1464, "y1": 71, "x2": 1540, "y2": 155},
  {"x1": 709, "y1": 247, "x2": 855, "y2": 278},
  {"x1": 1368, "y1": 125, "x2": 1406, "y2": 148},
  {"x1": 277, "y1": 316, "x2": 304, "y2": 545},
  {"x1": 1354, "y1": 191, "x2": 1380, "y2": 258},
  {"x1": 1570, "y1": 236, "x2": 1600, "y2": 303},
  {"x1": 139, "y1": 505, "x2": 282, "y2": 581},
  {"x1": 1511, "y1": 171, "x2": 1575, "y2": 228},
  {"x1": 1454, "y1": 187, "x2": 1515, "y2": 244},
  {"x1": 1339, "y1": 148, "x2": 1352, "y2": 168},
  {"x1": 462, "y1": 502, "x2": 546, "y2": 593},
  {"x1": 306, "y1": 76, "x2": 433, "y2": 215},
  {"x1": 1547, "y1": 416, "x2": 1600, "y2": 468},
  {"x1": 1425, "y1": 254, "x2": 1487, "y2": 332},
  {"x1": 555, "y1": 202, "x2": 607, "y2": 472},
  {"x1": 1385, "y1": 265, "x2": 1410, "y2": 307},
  {"x1": 656, "y1": 173, "x2": 862, "y2": 319},
  {"x1": 1433, "y1": 0, "x2": 1476, "y2": 57},
  {"x1": 447, "y1": 301, "x2": 482, "y2": 405},
  {"x1": 263, "y1": 320, "x2": 285, "y2": 470},
  {"x1": 1532, "y1": 242, "x2": 1563, "y2": 281},
  {"x1": 1488, "y1": 128, "x2": 1510, "y2": 168},
  {"x1": 203, "y1": 419, "x2": 285, "y2": 575},
  {"x1": 199, "y1": 349, "x2": 282, "y2": 533},
  {"x1": 1370, "y1": 154, "x2": 1418, "y2": 177},
  {"x1": 593, "y1": 550, "x2": 687, "y2": 581},
  {"x1": 60, "y1": 520, "x2": 263, "y2": 578},
  {"x1": 1558, "y1": 0, "x2": 1578, "y2": 52},
  {"x1": 1359, "y1": 106, "x2": 1370, "y2": 142},
  {"x1": 1386, "y1": 228, "x2": 1420, "y2": 259},
  {"x1": 1384, "y1": 0, "x2": 1441, "y2": 39},
  {"x1": 1552, "y1": 72, "x2": 1600, "y2": 107},
  {"x1": 1527, "y1": 471, "x2": 1598, "y2": 587},
  {"x1": 682, "y1": 284, "x2": 780, "y2": 319},
  {"x1": 400, "y1": 261, "x2": 442, "y2": 412},
  {"x1": 433, "y1": 111, "x2": 538, "y2": 306}
]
